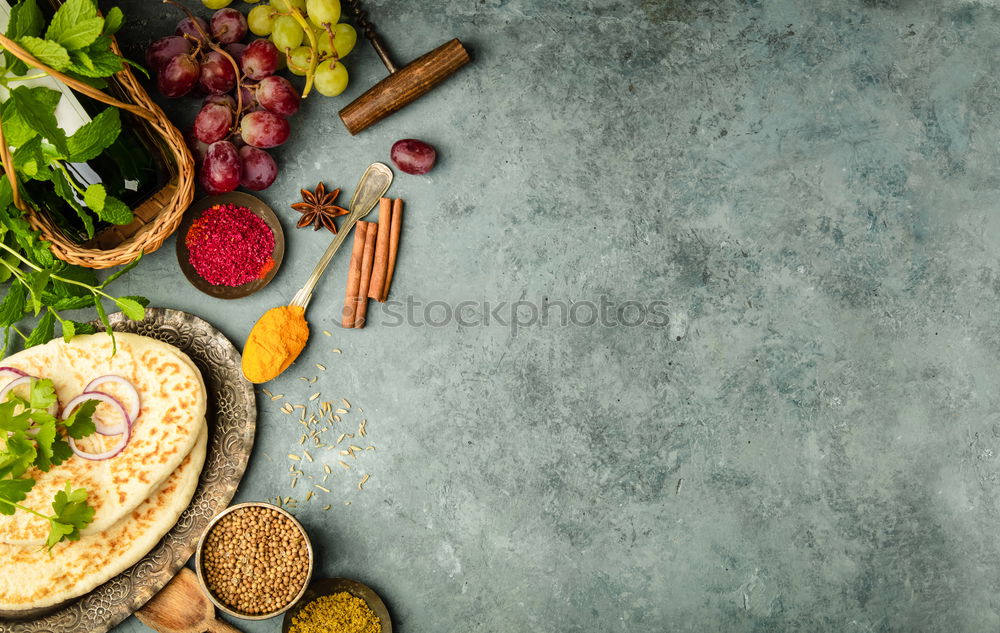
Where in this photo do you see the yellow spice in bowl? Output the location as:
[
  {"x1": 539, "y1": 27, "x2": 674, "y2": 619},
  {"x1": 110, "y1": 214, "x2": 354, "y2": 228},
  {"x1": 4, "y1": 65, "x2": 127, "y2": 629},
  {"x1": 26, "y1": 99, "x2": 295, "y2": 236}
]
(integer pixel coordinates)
[{"x1": 290, "y1": 592, "x2": 381, "y2": 633}]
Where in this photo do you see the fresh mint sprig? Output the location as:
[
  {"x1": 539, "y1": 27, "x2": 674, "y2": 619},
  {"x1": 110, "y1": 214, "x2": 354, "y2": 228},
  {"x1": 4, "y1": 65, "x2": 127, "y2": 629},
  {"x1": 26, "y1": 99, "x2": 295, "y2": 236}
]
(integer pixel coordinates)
[{"x1": 0, "y1": 0, "x2": 148, "y2": 351}]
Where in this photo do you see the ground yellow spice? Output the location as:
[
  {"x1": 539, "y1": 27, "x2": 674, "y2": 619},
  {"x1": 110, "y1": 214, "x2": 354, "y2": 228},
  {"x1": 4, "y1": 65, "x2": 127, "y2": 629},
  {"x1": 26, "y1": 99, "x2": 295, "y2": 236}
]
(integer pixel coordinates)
[
  {"x1": 289, "y1": 591, "x2": 381, "y2": 633},
  {"x1": 242, "y1": 305, "x2": 309, "y2": 383}
]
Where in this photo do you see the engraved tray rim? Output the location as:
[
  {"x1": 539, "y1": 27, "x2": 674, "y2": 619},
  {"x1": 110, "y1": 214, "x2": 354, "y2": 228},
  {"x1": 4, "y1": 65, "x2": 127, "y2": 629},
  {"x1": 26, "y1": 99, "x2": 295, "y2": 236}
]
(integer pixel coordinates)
[{"x1": 0, "y1": 307, "x2": 256, "y2": 633}]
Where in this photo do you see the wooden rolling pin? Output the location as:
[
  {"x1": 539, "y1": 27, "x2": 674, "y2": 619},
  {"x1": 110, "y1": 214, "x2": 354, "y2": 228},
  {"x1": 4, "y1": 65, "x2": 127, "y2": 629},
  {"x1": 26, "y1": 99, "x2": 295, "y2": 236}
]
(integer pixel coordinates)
[{"x1": 339, "y1": 0, "x2": 471, "y2": 135}]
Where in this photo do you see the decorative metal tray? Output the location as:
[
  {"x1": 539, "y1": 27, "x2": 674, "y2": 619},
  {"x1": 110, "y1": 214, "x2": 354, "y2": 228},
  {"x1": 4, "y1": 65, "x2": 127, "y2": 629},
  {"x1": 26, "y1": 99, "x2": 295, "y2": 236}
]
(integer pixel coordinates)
[{"x1": 0, "y1": 308, "x2": 256, "y2": 633}]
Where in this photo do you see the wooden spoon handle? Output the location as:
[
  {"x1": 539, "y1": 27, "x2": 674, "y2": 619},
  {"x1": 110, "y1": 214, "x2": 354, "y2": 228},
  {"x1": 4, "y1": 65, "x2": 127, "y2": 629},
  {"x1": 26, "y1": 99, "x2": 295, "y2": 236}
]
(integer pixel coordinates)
[{"x1": 207, "y1": 617, "x2": 243, "y2": 633}]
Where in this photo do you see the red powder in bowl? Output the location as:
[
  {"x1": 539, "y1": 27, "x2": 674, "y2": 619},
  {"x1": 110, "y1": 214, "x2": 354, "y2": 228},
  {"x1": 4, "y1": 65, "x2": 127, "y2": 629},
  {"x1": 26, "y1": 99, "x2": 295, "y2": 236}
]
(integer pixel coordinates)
[{"x1": 186, "y1": 203, "x2": 275, "y2": 286}]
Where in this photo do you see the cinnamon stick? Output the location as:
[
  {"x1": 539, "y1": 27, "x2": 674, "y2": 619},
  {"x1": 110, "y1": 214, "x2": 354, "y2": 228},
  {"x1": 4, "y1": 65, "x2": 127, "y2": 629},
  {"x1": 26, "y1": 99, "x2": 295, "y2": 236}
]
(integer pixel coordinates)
[
  {"x1": 341, "y1": 220, "x2": 369, "y2": 328},
  {"x1": 354, "y1": 221, "x2": 378, "y2": 328},
  {"x1": 381, "y1": 198, "x2": 403, "y2": 301},
  {"x1": 368, "y1": 198, "x2": 392, "y2": 300}
]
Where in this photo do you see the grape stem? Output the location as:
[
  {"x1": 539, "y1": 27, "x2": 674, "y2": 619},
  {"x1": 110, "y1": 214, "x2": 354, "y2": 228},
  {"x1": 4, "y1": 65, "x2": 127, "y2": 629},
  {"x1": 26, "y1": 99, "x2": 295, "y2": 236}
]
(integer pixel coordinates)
[
  {"x1": 287, "y1": 7, "x2": 319, "y2": 98},
  {"x1": 162, "y1": 0, "x2": 245, "y2": 133}
]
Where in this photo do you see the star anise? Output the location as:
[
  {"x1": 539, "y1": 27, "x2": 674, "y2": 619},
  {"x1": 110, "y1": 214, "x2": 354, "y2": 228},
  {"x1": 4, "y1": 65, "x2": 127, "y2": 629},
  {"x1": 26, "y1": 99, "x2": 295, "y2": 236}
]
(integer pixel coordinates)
[{"x1": 291, "y1": 182, "x2": 349, "y2": 233}]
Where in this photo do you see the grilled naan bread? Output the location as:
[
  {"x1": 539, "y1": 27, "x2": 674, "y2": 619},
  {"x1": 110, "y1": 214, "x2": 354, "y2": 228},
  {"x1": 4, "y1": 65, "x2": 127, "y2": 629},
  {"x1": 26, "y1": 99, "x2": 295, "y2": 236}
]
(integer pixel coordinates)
[
  {"x1": 0, "y1": 333, "x2": 207, "y2": 545},
  {"x1": 0, "y1": 423, "x2": 207, "y2": 611}
]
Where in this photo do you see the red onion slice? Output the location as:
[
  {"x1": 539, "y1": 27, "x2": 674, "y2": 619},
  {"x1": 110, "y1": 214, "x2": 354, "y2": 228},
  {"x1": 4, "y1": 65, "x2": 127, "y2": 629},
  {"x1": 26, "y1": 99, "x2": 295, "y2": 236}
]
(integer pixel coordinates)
[
  {"x1": 83, "y1": 375, "x2": 141, "y2": 423},
  {"x1": 62, "y1": 392, "x2": 131, "y2": 436},
  {"x1": 69, "y1": 422, "x2": 130, "y2": 461},
  {"x1": 0, "y1": 376, "x2": 33, "y2": 404},
  {"x1": 0, "y1": 366, "x2": 29, "y2": 378}
]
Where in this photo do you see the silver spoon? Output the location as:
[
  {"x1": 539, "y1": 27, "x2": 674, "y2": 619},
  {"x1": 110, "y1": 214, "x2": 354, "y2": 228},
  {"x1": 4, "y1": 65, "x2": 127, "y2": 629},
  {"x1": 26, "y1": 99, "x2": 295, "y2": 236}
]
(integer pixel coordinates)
[{"x1": 290, "y1": 162, "x2": 393, "y2": 310}]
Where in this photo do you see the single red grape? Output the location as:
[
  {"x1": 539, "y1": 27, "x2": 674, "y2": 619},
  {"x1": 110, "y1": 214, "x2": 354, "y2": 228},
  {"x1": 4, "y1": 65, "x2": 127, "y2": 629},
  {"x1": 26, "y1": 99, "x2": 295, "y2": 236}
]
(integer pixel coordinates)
[
  {"x1": 238, "y1": 146, "x2": 278, "y2": 191},
  {"x1": 198, "y1": 51, "x2": 236, "y2": 95},
  {"x1": 194, "y1": 102, "x2": 233, "y2": 144},
  {"x1": 239, "y1": 85, "x2": 258, "y2": 111},
  {"x1": 241, "y1": 39, "x2": 279, "y2": 80},
  {"x1": 210, "y1": 8, "x2": 247, "y2": 45},
  {"x1": 157, "y1": 53, "x2": 200, "y2": 98},
  {"x1": 240, "y1": 110, "x2": 290, "y2": 148},
  {"x1": 146, "y1": 36, "x2": 191, "y2": 72},
  {"x1": 204, "y1": 93, "x2": 236, "y2": 110},
  {"x1": 176, "y1": 17, "x2": 209, "y2": 44},
  {"x1": 225, "y1": 42, "x2": 247, "y2": 64},
  {"x1": 390, "y1": 139, "x2": 437, "y2": 175},
  {"x1": 201, "y1": 141, "x2": 242, "y2": 194},
  {"x1": 256, "y1": 75, "x2": 300, "y2": 117}
]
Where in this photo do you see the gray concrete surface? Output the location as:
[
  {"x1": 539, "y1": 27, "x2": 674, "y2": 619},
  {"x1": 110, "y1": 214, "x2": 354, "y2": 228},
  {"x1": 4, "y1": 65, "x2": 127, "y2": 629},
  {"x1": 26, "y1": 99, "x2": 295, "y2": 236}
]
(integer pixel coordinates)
[{"x1": 107, "y1": 0, "x2": 1000, "y2": 630}]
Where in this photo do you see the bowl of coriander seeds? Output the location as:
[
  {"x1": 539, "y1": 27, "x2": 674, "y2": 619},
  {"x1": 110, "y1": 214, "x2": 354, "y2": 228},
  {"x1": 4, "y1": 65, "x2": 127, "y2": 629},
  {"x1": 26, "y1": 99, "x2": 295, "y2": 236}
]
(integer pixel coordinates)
[{"x1": 195, "y1": 502, "x2": 314, "y2": 619}]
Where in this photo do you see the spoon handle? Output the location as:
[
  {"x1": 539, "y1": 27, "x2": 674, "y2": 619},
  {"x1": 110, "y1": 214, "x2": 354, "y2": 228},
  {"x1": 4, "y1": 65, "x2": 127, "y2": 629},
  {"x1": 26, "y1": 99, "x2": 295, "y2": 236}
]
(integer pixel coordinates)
[
  {"x1": 207, "y1": 617, "x2": 244, "y2": 633},
  {"x1": 290, "y1": 163, "x2": 393, "y2": 310}
]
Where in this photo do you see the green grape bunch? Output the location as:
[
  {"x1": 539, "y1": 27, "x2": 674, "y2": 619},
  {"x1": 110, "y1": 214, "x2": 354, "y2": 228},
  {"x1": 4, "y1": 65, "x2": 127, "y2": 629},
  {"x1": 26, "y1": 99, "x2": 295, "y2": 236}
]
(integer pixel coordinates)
[{"x1": 243, "y1": 0, "x2": 355, "y2": 97}]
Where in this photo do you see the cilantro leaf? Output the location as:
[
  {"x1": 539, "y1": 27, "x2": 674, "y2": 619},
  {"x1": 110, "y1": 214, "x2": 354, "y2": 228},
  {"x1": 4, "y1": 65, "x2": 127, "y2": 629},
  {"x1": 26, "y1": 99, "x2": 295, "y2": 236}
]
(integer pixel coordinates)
[
  {"x1": 0, "y1": 478, "x2": 34, "y2": 516},
  {"x1": 49, "y1": 483, "x2": 93, "y2": 548},
  {"x1": 0, "y1": 401, "x2": 29, "y2": 432},
  {"x1": 0, "y1": 433, "x2": 37, "y2": 479},
  {"x1": 16, "y1": 36, "x2": 70, "y2": 72},
  {"x1": 98, "y1": 195, "x2": 132, "y2": 225},
  {"x1": 29, "y1": 378, "x2": 56, "y2": 411},
  {"x1": 31, "y1": 416, "x2": 57, "y2": 470},
  {"x1": 66, "y1": 108, "x2": 120, "y2": 162},
  {"x1": 48, "y1": 437, "x2": 73, "y2": 469},
  {"x1": 62, "y1": 398, "x2": 97, "y2": 439},
  {"x1": 24, "y1": 310, "x2": 54, "y2": 348}
]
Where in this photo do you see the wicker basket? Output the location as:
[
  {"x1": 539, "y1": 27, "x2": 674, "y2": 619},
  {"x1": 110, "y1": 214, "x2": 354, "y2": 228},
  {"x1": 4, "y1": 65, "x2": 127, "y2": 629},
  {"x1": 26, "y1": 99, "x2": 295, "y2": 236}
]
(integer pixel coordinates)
[{"x1": 0, "y1": 34, "x2": 194, "y2": 269}]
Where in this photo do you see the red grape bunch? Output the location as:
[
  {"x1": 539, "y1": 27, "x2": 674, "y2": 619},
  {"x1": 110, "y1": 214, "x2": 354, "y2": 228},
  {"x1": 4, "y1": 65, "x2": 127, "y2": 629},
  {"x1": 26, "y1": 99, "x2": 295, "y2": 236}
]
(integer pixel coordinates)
[{"x1": 148, "y1": 3, "x2": 338, "y2": 194}]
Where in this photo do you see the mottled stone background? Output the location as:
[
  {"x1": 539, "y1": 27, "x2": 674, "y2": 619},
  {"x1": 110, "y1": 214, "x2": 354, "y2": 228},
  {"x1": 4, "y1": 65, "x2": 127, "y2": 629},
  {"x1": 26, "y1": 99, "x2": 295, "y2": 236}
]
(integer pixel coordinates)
[{"x1": 106, "y1": 0, "x2": 1000, "y2": 630}]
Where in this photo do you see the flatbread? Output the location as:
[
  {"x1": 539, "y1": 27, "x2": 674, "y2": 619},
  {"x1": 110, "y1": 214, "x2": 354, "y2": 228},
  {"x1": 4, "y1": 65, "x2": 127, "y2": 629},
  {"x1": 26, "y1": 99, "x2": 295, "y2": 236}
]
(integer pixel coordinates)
[
  {"x1": 0, "y1": 423, "x2": 207, "y2": 611},
  {"x1": 0, "y1": 333, "x2": 207, "y2": 545}
]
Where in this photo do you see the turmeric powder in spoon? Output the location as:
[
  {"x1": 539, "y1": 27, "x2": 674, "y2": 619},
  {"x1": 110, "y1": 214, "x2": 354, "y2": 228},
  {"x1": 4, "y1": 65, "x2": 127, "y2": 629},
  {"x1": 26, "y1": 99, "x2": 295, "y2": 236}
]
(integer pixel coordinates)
[{"x1": 242, "y1": 306, "x2": 309, "y2": 383}]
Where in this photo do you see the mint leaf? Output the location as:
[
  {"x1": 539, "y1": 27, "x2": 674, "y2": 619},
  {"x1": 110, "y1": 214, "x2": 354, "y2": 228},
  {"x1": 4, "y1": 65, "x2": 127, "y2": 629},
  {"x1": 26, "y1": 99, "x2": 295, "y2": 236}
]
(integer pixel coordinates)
[
  {"x1": 25, "y1": 270, "x2": 51, "y2": 315},
  {"x1": 66, "y1": 46, "x2": 122, "y2": 78},
  {"x1": 67, "y1": 108, "x2": 120, "y2": 162},
  {"x1": 51, "y1": 17, "x2": 102, "y2": 51},
  {"x1": 10, "y1": 86, "x2": 69, "y2": 156},
  {"x1": 50, "y1": 168, "x2": 94, "y2": 238},
  {"x1": 59, "y1": 316, "x2": 75, "y2": 342},
  {"x1": 99, "y1": 195, "x2": 132, "y2": 225},
  {"x1": 12, "y1": 136, "x2": 45, "y2": 178},
  {"x1": 46, "y1": 0, "x2": 98, "y2": 46},
  {"x1": 114, "y1": 296, "x2": 144, "y2": 321},
  {"x1": 0, "y1": 101, "x2": 38, "y2": 148},
  {"x1": 7, "y1": 0, "x2": 43, "y2": 40},
  {"x1": 69, "y1": 321, "x2": 96, "y2": 335},
  {"x1": 51, "y1": 295, "x2": 91, "y2": 310},
  {"x1": 0, "y1": 283, "x2": 26, "y2": 327},
  {"x1": 17, "y1": 36, "x2": 70, "y2": 72},
  {"x1": 83, "y1": 183, "x2": 105, "y2": 213},
  {"x1": 62, "y1": 398, "x2": 97, "y2": 439},
  {"x1": 24, "y1": 310, "x2": 54, "y2": 347},
  {"x1": 5, "y1": 0, "x2": 43, "y2": 74},
  {"x1": 119, "y1": 295, "x2": 149, "y2": 309},
  {"x1": 102, "y1": 7, "x2": 123, "y2": 35}
]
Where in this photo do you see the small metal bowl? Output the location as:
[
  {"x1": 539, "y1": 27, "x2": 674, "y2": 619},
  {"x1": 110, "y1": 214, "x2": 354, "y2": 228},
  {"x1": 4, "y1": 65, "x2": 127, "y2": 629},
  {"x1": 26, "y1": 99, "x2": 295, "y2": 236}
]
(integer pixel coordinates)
[
  {"x1": 194, "y1": 501, "x2": 314, "y2": 620},
  {"x1": 176, "y1": 192, "x2": 285, "y2": 300},
  {"x1": 282, "y1": 578, "x2": 393, "y2": 633}
]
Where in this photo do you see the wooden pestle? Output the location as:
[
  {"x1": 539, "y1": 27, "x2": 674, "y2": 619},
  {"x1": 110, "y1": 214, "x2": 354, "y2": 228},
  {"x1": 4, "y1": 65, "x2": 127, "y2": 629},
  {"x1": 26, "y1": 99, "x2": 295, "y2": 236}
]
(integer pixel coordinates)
[
  {"x1": 339, "y1": 0, "x2": 470, "y2": 134},
  {"x1": 135, "y1": 568, "x2": 242, "y2": 633}
]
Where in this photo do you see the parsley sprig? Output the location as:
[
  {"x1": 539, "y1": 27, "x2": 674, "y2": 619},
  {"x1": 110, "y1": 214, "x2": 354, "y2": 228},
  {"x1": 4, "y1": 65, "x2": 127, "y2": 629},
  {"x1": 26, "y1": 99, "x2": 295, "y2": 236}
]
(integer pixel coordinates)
[
  {"x1": 0, "y1": 0, "x2": 148, "y2": 351},
  {"x1": 0, "y1": 377, "x2": 99, "y2": 548}
]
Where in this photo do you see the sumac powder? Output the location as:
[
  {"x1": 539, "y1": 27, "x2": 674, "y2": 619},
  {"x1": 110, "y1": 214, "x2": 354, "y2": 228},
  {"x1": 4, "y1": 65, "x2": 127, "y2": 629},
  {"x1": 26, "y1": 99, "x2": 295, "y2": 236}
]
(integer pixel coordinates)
[{"x1": 186, "y1": 203, "x2": 275, "y2": 286}]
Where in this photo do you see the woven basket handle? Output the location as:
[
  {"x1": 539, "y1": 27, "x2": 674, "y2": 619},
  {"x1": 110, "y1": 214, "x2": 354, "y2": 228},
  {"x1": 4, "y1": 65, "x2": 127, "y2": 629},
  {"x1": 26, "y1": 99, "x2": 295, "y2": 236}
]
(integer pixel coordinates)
[{"x1": 0, "y1": 32, "x2": 157, "y2": 210}]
